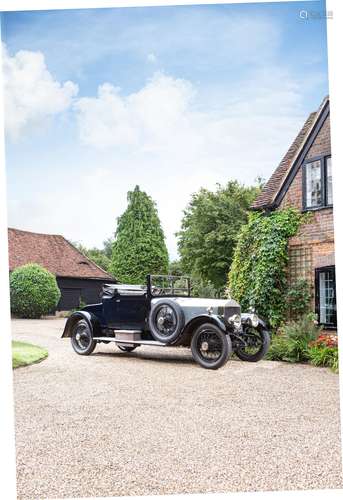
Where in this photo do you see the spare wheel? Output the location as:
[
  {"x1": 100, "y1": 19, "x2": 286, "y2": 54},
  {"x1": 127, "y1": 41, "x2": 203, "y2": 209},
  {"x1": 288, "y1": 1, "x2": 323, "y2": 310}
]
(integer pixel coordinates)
[{"x1": 149, "y1": 299, "x2": 184, "y2": 343}]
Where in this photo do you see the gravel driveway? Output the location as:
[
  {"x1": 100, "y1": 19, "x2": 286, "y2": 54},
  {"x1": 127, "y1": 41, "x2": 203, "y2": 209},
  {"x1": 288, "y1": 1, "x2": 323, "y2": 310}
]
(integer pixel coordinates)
[{"x1": 12, "y1": 318, "x2": 343, "y2": 499}]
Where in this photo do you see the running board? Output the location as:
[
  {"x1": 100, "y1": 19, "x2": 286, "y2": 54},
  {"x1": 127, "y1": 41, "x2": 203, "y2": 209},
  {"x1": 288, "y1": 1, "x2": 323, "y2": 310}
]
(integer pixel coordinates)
[{"x1": 95, "y1": 337, "x2": 167, "y2": 347}]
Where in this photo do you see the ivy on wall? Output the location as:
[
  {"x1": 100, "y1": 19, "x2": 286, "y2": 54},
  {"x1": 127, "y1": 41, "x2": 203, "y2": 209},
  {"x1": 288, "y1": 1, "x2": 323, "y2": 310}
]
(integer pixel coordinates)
[{"x1": 228, "y1": 208, "x2": 310, "y2": 329}]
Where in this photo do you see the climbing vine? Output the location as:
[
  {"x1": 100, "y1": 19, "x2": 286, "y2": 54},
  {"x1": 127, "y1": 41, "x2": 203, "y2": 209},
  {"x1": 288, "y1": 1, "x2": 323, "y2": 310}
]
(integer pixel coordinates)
[{"x1": 228, "y1": 208, "x2": 310, "y2": 329}]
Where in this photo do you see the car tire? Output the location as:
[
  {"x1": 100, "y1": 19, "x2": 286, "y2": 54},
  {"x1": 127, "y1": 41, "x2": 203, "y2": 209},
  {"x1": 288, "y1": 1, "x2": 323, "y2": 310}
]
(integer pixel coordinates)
[
  {"x1": 117, "y1": 344, "x2": 137, "y2": 352},
  {"x1": 235, "y1": 326, "x2": 270, "y2": 362},
  {"x1": 149, "y1": 299, "x2": 185, "y2": 344},
  {"x1": 71, "y1": 319, "x2": 97, "y2": 355},
  {"x1": 191, "y1": 322, "x2": 232, "y2": 370}
]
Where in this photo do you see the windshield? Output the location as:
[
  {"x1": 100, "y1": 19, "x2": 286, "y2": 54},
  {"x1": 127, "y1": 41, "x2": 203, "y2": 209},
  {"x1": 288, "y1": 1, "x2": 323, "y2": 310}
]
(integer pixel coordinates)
[{"x1": 149, "y1": 275, "x2": 191, "y2": 297}]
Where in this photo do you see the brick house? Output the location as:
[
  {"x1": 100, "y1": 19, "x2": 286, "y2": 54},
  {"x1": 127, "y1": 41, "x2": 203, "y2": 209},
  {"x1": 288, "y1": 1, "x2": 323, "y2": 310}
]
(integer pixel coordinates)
[
  {"x1": 252, "y1": 96, "x2": 336, "y2": 331},
  {"x1": 8, "y1": 227, "x2": 117, "y2": 311}
]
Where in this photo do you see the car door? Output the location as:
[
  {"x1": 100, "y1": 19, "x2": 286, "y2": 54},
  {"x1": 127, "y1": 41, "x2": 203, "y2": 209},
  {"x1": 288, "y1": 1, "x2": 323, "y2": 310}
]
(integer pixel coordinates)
[{"x1": 113, "y1": 292, "x2": 149, "y2": 330}]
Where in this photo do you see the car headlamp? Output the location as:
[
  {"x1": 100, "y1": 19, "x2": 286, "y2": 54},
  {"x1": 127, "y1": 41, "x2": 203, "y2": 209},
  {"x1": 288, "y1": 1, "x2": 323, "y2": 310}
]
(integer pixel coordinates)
[
  {"x1": 229, "y1": 314, "x2": 241, "y2": 329},
  {"x1": 251, "y1": 314, "x2": 259, "y2": 328}
]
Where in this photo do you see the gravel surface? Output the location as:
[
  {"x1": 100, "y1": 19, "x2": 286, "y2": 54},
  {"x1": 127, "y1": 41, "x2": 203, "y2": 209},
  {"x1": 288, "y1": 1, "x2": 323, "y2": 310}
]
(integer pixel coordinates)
[{"x1": 12, "y1": 318, "x2": 343, "y2": 500}]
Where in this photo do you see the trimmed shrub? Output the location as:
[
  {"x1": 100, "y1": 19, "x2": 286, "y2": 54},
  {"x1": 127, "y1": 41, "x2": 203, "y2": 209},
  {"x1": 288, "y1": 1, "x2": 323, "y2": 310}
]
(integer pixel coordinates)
[{"x1": 10, "y1": 264, "x2": 61, "y2": 318}]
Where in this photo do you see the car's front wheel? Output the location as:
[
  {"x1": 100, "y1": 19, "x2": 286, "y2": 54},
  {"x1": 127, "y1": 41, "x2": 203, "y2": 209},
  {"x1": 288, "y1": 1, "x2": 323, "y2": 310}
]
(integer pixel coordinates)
[
  {"x1": 234, "y1": 326, "x2": 270, "y2": 362},
  {"x1": 191, "y1": 323, "x2": 232, "y2": 370},
  {"x1": 71, "y1": 319, "x2": 96, "y2": 355}
]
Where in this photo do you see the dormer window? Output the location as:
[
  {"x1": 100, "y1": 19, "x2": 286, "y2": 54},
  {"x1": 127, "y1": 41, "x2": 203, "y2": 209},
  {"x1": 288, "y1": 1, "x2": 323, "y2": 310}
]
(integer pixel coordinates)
[{"x1": 303, "y1": 156, "x2": 332, "y2": 210}]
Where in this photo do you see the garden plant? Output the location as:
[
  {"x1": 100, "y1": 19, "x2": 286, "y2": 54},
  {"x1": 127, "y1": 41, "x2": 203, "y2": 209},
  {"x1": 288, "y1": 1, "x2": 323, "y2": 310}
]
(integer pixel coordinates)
[
  {"x1": 228, "y1": 208, "x2": 310, "y2": 329},
  {"x1": 266, "y1": 315, "x2": 338, "y2": 373},
  {"x1": 10, "y1": 263, "x2": 61, "y2": 318}
]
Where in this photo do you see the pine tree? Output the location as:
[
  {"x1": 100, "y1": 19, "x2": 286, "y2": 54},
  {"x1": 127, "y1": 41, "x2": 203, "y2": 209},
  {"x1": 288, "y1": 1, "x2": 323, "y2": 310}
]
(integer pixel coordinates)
[{"x1": 111, "y1": 186, "x2": 169, "y2": 283}]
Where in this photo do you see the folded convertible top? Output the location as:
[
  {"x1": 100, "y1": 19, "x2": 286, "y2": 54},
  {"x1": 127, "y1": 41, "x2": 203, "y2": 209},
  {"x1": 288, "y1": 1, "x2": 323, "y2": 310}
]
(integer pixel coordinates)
[{"x1": 101, "y1": 283, "x2": 147, "y2": 297}]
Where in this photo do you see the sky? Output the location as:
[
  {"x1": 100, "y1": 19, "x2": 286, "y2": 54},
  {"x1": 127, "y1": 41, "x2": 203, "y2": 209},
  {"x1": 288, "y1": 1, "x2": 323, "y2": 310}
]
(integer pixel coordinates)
[{"x1": 1, "y1": 0, "x2": 329, "y2": 260}]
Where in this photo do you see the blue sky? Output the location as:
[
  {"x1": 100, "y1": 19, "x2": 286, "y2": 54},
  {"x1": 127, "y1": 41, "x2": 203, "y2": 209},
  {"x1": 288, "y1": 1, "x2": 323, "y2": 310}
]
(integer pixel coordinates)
[{"x1": 1, "y1": 1, "x2": 328, "y2": 259}]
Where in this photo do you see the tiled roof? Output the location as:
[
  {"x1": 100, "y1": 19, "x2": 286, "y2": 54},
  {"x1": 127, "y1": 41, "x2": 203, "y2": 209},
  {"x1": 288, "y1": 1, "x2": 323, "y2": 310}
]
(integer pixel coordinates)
[
  {"x1": 8, "y1": 227, "x2": 115, "y2": 280},
  {"x1": 251, "y1": 96, "x2": 329, "y2": 210}
]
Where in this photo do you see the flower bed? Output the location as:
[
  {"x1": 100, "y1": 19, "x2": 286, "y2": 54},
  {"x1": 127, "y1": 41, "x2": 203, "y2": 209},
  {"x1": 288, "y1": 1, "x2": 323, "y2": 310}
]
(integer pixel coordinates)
[
  {"x1": 266, "y1": 316, "x2": 339, "y2": 373},
  {"x1": 308, "y1": 334, "x2": 339, "y2": 373}
]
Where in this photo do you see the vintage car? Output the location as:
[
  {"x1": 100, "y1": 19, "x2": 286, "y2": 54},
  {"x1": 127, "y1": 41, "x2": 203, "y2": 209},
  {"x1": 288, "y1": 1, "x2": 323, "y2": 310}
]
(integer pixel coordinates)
[{"x1": 62, "y1": 274, "x2": 270, "y2": 369}]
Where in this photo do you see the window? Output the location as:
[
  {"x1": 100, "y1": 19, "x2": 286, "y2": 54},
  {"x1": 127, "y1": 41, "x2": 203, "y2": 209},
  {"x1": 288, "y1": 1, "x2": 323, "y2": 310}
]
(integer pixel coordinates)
[
  {"x1": 326, "y1": 157, "x2": 333, "y2": 205},
  {"x1": 303, "y1": 156, "x2": 332, "y2": 210},
  {"x1": 315, "y1": 266, "x2": 337, "y2": 328},
  {"x1": 305, "y1": 160, "x2": 322, "y2": 208}
]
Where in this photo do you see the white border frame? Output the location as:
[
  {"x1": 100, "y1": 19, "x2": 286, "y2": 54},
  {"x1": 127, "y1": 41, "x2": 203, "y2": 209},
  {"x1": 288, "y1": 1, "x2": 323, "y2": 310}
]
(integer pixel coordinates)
[{"x1": 0, "y1": 1, "x2": 342, "y2": 499}]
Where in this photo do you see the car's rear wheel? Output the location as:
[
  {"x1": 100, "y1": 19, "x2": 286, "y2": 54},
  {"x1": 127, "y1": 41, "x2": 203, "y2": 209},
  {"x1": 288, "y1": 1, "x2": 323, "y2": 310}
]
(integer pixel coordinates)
[
  {"x1": 117, "y1": 344, "x2": 137, "y2": 352},
  {"x1": 71, "y1": 319, "x2": 96, "y2": 355},
  {"x1": 191, "y1": 323, "x2": 232, "y2": 370},
  {"x1": 149, "y1": 299, "x2": 184, "y2": 343},
  {"x1": 234, "y1": 326, "x2": 270, "y2": 362}
]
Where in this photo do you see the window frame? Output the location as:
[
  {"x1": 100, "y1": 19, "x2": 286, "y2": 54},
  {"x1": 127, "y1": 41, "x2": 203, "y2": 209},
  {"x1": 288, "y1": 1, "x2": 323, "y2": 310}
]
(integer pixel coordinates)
[
  {"x1": 315, "y1": 265, "x2": 337, "y2": 329},
  {"x1": 302, "y1": 155, "x2": 332, "y2": 211}
]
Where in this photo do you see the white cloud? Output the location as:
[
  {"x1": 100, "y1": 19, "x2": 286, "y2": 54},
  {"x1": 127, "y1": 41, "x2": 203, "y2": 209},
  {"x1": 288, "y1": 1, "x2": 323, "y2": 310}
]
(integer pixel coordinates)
[
  {"x1": 2, "y1": 45, "x2": 78, "y2": 139},
  {"x1": 5, "y1": 52, "x2": 314, "y2": 260},
  {"x1": 20, "y1": 68, "x2": 305, "y2": 260},
  {"x1": 74, "y1": 73, "x2": 195, "y2": 150}
]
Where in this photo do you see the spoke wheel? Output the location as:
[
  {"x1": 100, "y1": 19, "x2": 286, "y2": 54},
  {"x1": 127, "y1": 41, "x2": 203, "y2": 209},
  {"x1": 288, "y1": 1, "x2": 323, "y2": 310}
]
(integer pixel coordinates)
[
  {"x1": 235, "y1": 326, "x2": 270, "y2": 362},
  {"x1": 149, "y1": 299, "x2": 184, "y2": 344},
  {"x1": 191, "y1": 323, "x2": 232, "y2": 370},
  {"x1": 155, "y1": 305, "x2": 178, "y2": 338},
  {"x1": 71, "y1": 319, "x2": 96, "y2": 355}
]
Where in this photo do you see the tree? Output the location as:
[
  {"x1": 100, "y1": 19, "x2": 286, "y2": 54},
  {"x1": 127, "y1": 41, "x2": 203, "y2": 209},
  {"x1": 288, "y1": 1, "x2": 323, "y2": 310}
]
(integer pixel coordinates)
[
  {"x1": 110, "y1": 185, "x2": 169, "y2": 283},
  {"x1": 71, "y1": 242, "x2": 112, "y2": 273},
  {"x1": 177, "y1": 181, "x2": 260, "y2": 291},
  {"x1": 103, "y1": 237, "x2": 115, "y2": 259},
  {"x1": 10, "y1": 264, "x2": 61, "y2": 318},
  {"x1": 168, "y1": 260, "x2": 184, "y2": 276},
  {"x1": 85, "y1": 248, "x2": 111, "y2": 272}
]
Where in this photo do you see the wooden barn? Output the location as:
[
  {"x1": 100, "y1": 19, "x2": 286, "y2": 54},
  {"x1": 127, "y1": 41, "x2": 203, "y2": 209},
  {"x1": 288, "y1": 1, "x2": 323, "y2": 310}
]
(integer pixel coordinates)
[{"x1": 8, "y1": 227, "x2": 117, "y2": 311}]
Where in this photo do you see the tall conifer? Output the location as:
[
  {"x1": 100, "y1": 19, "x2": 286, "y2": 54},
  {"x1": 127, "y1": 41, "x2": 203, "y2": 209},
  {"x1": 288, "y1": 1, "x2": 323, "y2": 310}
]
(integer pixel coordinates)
[{"x1": 111, "y1": 186, "x2": 169, "y2": 283}]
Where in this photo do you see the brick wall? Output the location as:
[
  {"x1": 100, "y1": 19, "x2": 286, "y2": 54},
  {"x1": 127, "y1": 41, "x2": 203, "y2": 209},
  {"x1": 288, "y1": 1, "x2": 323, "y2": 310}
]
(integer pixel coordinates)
[
  {"x1": 280, "y1": 115, "x2": 331, "y2": 211},
  {"x1": 277, "y1": 115, "x2": 336, "y2": 328}
]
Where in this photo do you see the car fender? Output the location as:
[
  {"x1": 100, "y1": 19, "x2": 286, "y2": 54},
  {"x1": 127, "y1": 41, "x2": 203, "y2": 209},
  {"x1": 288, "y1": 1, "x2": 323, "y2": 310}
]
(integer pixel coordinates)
[
  {"x1": 174, "y1": 314, "x2": 228, "y2": 346},
  {"x1": 61, "y1": 311, "x2": 102, "y2": 338}
]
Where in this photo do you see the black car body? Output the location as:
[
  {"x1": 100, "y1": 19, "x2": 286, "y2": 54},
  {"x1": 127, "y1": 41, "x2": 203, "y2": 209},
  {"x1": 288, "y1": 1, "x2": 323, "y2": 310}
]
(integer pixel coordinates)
[{"x1": 62, "y1": 274, "x2": 270, "y2": 369}]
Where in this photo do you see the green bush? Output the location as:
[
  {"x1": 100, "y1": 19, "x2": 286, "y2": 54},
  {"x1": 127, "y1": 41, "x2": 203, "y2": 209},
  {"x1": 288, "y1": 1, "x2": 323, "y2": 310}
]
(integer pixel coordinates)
[
  {"x1": 10, "y1": 264, "x2": 61, "y2": 318},
  {"x1": 266, "y1": 314, "x2": 322, "y2": 363},
  {"x1": 307, "y1": 345, "x2": 339, "y2": 373}
]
